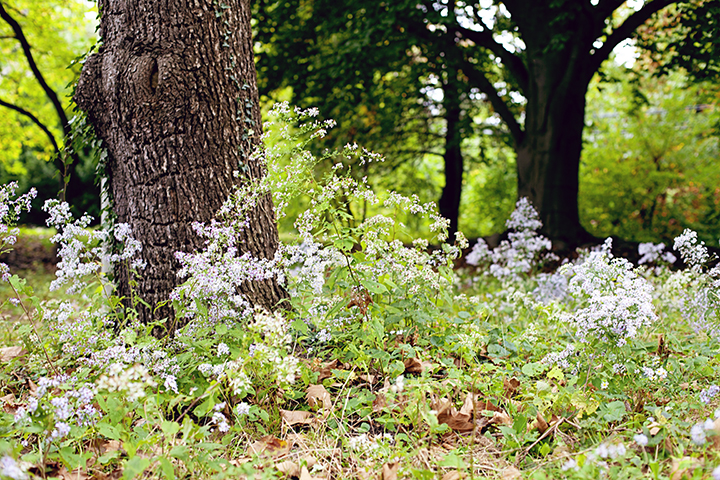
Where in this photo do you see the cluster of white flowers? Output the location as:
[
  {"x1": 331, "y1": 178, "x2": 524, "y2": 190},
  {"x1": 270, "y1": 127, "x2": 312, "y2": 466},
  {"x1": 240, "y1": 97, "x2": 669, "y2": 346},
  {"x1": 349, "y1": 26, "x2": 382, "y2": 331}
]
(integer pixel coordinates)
[
  {"x1": 594, "y1": 442, "x2": 626, "y2": 459},
  {"x1": 690, "y1": 418, "x2": 717, "y2": 445},
  {"x1": 284, "y1": 241, "x2": 344, "y2": 295},
  {"x1": 700, "y1": 385, "x2": 720, "y2": 404},
  {"x1": 673, "y1": 229, "x2": 710, "y2": 271},
  {"x1": 640, "y1": 365, "x2": 668, "y2": 381},
  {"x1": 43, "y1": 200, "x2": 143, "y2": 293},
  {"x1": 0, "y1": 455, "x2": 29, "y2": 480},
  {"x1": 0, "y1": 182, "x2": 37, "y2": 281},
  {"x1": 466, "y1": 198, "x2": 551, "y2": 279},
  {"x1": 14, "y1": 375, "x2": 99, "y2": 442},
  {"x1": 172, "y1": 218, "x2": 286, "y2": 328},
  {"x1": 542, "y1": 343, "x2": 576, "y2": 369},
  {"x1": 560, "y1": 239, "x2": 657, "y2": 347},
  {"x1": 634, "y1": 433, "x2": 649, "y2": 446},
  {"x1": 532, "y1": 271, "x2": 569, "y2": 304},
  {"x1": 210, "y1": 402, "x2": 231, "y2": 433},
  {"x1": 638, "y1": 242, "x2": 677, "y2": 265},
  {"x1": 96, "y1": 363, "x2": 157, "y2": 402}
]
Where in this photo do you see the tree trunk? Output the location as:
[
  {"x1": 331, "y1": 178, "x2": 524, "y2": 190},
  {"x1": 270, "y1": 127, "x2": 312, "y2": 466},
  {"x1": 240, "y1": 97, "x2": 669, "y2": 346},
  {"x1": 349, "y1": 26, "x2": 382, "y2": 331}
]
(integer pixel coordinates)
[
  {"x1": 515, "y1": 18, "x2": 599, "y2": 250},
  {"x1": 438, "y1": 73, "x2": 463, "y2": 240},
  {"x1": 74, "y1": 0, "x2": 287, "y2": 327}
]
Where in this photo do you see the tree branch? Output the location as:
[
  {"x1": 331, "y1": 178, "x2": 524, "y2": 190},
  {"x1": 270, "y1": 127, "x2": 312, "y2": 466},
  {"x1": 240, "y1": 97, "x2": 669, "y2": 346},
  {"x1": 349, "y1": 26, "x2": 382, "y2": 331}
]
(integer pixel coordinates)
[
  {"x1": 460, "y1": 59, "x2": 524, "y2": 146},
  {"x1": 588, "y1": 0, "x2": 678, "y2": 76},
  {"x1": 453, "y1": 24, "x2": 529, "y2": 94},
  {"x1": 0, "y1": 97, "x2": 60, "y2": 153},
  {"x1": 0, "y1": 1, "x2": 71, "y2": 138},
  {"x1": 594, "y1": 0, "x2": 627, "y2": 20}
]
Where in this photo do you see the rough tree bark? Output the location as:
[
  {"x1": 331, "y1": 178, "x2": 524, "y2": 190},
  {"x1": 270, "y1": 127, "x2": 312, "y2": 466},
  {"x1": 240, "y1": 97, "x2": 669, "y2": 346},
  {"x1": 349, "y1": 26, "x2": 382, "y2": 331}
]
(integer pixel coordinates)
[
  {"x1": 514, "y1": 7, "x2": 600, "y2": 249},
  {"x1": 75, "y1": 0, "x2": 287, "y2": 326}
]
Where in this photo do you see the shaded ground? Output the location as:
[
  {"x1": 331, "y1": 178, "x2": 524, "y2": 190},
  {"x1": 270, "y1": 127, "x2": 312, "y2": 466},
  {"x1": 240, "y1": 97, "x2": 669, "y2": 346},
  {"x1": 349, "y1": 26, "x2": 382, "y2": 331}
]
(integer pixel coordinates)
[{"x1": 1, "y1": 231, "x2": 56, "y2": 273}]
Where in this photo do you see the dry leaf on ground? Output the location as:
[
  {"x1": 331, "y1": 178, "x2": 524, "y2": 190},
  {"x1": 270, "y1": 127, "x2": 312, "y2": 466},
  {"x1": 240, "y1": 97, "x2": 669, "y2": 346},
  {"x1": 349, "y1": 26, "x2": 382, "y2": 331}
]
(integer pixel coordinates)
[
  {"x1": 306, "y1": 384, "x2": 332, "y2": 411},
  {"x1": 437, "y1": 409, "x2": 474, "y2": 432},
  {"x1": 441, "y1": 471, "x2": 463, "y2": 480},
  {"x1": 247, "y1": 436, "x2": 291, "y2": 457},
  {"x1": 670, "y1": 457, "x2": 702, "y2": 480},
  {"x1": 275, "y1": 460, "x2": 299, "y2": 477},
  {"x1": 501, "y1": 466, "x2": 522, "y2": 480},
  {"x1": 503, "y1": 377, "x2": 521, "y2": 398},
  {"x1": 315, "y1": 359, "x2": 340, "y2": 381},
  {"x1": 403, "y1": 358, "x2": 423, "y2": 374},
  {"x1": 280, "y1": 409, "x2": 316, "y2": 426},
  {"x1": 491, "y1": 411, "x2": 513, "y2": 427},
  {"x1": 381, "y1": 462, "x2": 399, "y2": 480},
  {"x1": 0, "y1": 346, "x2": 24, "y2": 362},
  {"x1": 299, "y1": 466, "x2": 325, "y2": 480},
  {"x1": 530, "y1": 413, "x2": 549, "y2": 434}
]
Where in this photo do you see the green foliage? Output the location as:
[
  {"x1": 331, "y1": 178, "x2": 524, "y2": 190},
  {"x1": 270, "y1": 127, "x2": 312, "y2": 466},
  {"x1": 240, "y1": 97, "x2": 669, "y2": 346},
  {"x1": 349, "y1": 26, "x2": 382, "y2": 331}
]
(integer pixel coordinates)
[
  {"x1": 0, "y1": 0, "x2": 100, "y2": 223},
  {"x1": 581, "y1": 68, "x2": 720, "y2": 245},
  {"x1": 2, "y1": 107, "x2": 720, "y2": 479}
]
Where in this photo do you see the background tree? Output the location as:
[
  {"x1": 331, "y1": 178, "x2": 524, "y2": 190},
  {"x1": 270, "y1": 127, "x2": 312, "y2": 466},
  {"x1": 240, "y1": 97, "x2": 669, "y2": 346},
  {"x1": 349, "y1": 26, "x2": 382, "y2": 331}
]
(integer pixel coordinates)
[
  {"x1": 581, "y1": 68, "x2": 720, "y2": 243},
  {"x1": 0, "y1": 0, "x2": 99, "y2": 221},
  {"x1": 74, "y1": 0, "x2": 286, "y2": 325},
  {"x1": 256, "y1": 0, "x2": 691, "y2": 248},
  {"x1": 635, "y1": 0, "x2": 720, "y2": 82}
]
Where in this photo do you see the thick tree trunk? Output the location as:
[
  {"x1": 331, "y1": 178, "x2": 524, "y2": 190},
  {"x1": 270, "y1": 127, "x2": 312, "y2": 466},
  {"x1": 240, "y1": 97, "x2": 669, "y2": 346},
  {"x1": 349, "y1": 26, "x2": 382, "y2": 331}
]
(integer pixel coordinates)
[
  {"x1": 515, "y1": 16, "x2": 600, "y2": 250},
  {"x1": 438, "y1": 74, "x2": 463, "y2": 240},
  {"x1": 74, "y1": 0, "x2": 287, "y2": 326}
]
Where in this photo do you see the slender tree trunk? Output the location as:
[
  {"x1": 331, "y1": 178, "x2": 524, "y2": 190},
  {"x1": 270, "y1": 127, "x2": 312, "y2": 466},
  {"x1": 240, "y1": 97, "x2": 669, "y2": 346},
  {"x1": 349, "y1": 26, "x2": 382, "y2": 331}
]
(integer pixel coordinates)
[
  {"x1": 438, "y1": 73, "x2": 463, "y2": 240},
  {"x1": 75, "y1": 0, "x2": 287, "y2": 327}
]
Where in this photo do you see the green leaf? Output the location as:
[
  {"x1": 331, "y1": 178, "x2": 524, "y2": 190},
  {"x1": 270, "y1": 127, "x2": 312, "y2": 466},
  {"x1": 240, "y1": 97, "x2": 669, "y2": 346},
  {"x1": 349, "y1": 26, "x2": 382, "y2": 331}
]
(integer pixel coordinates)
[
  {"x1": 362, "y1": 279, "x2": 387, "y2": 294},
  {"x1": 602, "y1": 400, "x2": 626, "y2": 423},
  {"x1": 439, "y1": 452, "x2": 466, "y2": 468},
  {"x1": 522, "y1": 362, "x2": 544, "y2": 377},
  {"x1": 546, "y1": 366, "x2": 564, "y2": 381},
  {"x1": 169, "y1": 445, "x2": 189, "y2": 461},
  {"x1": 158, "y1": 457, "x2": 175, "y2": 479},
  {"x1": 292, "y1": 317, "x2": 309, "y2": 335},
  {"x1": 161, "y1": 421, "x2": 180, "y2": 436},
  {"x1": 59, "y1": 446, "x2": 83, "y2": 470},
  {"x1": 123, "y1": 457, "x2": 150, "y2": 480},
  {"x1": 98, "y1": 450, "x2": 121, "y2": 465}
]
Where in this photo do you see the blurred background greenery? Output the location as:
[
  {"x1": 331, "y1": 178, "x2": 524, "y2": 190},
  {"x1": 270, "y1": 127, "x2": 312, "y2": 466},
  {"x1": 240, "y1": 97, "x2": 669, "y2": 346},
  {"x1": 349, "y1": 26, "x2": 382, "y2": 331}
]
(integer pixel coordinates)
[{"x1": 1, "y1": 0, "x2": 719, "y2": 245}]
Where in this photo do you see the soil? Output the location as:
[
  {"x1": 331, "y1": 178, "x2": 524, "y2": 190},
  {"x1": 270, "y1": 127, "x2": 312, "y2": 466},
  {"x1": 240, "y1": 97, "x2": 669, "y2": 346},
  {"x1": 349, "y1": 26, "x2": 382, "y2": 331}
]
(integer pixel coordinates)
[{"x1": 1, "y1": 237, "x2": 57, "y2": 273}]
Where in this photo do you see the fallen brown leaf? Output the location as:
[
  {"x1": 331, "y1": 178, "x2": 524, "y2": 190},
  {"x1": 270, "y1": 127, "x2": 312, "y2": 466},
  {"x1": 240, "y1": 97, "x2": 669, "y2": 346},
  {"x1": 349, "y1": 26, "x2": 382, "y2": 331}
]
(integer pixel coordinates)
[
  {"x1": 247, "y1": 436, "x2": 291, "y2": 458},
  {"x1": 306, "y1": 384, "x2": 332, "y2": 411},
  {"x1": 530, "y1": 413, "x2": 549, "y2": 434},
  {"x1": 280, "y1": 409, "x2": 316, "y2": 426},
  {"x1": 503, "y1": 377, "x2": 521, "y2": 398},
  {"x1": 299, "y1": 465, "x2": 326, "y2": 480},
  {"x1": 315, "y1": 359, "x2": 340, "y2": 381},
  {"x1": 491, "y1": 411, "x2": 513, "y2": 427},
  {"x1": 403, "y1": 358, "x2": 423, "y2": 374},
  {"x1": 372, "y1": 393, "x2": 387, "y2": 413},
  {"x1": 275, "y1": 460, "x2": 299, "y2": 477},
  {"x1": 0, "y1": 346, "x2": 24, "y2": 362},
  {"x1": 381, "y1": 462, "x2": 399, "y2": 480},
  {"x1": 437, "y1": 410, "x2": 474, "y2": 432},
  {"x1": 501, "y1": 466, "x2": 522, "y2": 480},
  {"x1": 670, "y1": 457, "x2": 701, "y2": 480},
  {"x1": 459, "y1": 393, "x2": 475, "y2": 417},
  {"x1": 441, "y1": 471, "x2": 463, "y2": 480}
]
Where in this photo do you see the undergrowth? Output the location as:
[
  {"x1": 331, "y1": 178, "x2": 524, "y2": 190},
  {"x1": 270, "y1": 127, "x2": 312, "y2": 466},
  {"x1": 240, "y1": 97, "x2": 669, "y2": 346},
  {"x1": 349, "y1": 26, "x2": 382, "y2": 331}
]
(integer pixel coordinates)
[{"x1": 1, "y1": 105, "x2": 720, "y2": 480}]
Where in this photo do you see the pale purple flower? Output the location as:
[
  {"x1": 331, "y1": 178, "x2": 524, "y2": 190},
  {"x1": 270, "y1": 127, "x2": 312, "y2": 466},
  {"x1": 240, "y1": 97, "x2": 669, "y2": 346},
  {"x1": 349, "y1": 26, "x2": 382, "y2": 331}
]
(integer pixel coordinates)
[{"x1": 634, "y1": 433, "x2": 648, "y2": 446}]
